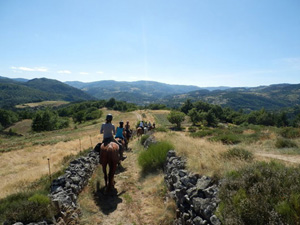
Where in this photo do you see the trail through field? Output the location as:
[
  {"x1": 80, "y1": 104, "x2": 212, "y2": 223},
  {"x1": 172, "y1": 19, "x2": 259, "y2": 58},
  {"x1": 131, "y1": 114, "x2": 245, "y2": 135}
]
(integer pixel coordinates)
[
  {"x1": 79, "y1": 139, "x2": 174, "y2": 225},
  {"x1": 256, "y1": 152, "x2": 300, "y2": 164},
  {"x1": 78, "y1": 110, "x2": 174, "y2": 224}
]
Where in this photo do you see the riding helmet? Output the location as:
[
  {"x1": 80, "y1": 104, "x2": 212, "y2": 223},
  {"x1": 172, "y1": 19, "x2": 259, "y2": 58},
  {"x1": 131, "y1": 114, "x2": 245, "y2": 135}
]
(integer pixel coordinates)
[{"x1": 106, "y1": 114, "x2": 113, "y2": 122}]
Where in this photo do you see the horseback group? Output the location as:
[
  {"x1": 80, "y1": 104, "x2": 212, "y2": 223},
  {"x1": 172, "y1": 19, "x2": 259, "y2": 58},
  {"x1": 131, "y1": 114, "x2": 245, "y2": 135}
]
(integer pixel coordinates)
[
  {"x1": 98, "y1": 114, "x2": 132, "y2": 190},
  {"x1": 136, "y1": 120, "x2": 155, "y2": 137}
]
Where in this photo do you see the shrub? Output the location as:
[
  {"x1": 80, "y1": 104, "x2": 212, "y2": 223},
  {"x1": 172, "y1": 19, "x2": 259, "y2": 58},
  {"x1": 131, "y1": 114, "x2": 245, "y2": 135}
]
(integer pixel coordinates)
[
  {"x1": 275, "y1": 138, "x2": 298, "y2": 148},
  {"x1": 222, "y1": 148, "x2": 253, "y2": 161},
  {"x1": 0, "y1": 191, "x2": 55, "y2": 224},
  {"x1": 279, "y1": 127, "x2": 300, "y2": 139},
  {"x1": 138, "y1": 141, "x2": 174, "y2": 174},
  {"x1": 188, "y1": 126, "x2": 197, "y2": 133},
  {"x1": 191, "y1": 129, "x2": 214, "y2": 138},
  {"x1": 156, "y1": 126, "x2": 168, "y2": 132},
  {"x1": 217, "y1": 161, "x2": 300, "y2": 225},
  {"x1": 209, "y1": 133, "x2": 241, "y2": 145},
  {"x1": 140, "y1": 134, "x2": 150, "y2": 145}
]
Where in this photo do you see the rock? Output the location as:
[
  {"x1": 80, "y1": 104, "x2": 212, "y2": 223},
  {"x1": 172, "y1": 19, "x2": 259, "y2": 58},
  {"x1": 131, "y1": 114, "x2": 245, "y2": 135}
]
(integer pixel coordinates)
[{"x1": 210, "y1": 215, "x2": 221, "y2": 225}]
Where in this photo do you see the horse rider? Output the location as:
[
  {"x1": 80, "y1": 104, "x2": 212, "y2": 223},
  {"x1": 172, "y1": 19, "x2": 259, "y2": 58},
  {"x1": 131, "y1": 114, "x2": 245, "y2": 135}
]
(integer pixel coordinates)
[
  {"x1": 139, "y1": 120, "x2": 144, "y2": 131},
  {"x1": 125, "y1": 120, "x2": 131, "y2": 138},
  {"x1": 115, "y1": 121, "x2": 127, "y2": 158},
  {"x1": 100, "y1": 114, "x2": 126, "y2": 161}
]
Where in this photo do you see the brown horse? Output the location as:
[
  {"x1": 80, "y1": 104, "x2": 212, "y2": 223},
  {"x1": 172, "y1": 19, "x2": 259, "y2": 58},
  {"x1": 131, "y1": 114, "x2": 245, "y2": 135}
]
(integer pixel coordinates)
[
  {"x1": 137, "y1": 127, "x2": 144, "y2": 137},
  {"x1": 100, "y1": 142, "x2": 119, "y2": 191}
]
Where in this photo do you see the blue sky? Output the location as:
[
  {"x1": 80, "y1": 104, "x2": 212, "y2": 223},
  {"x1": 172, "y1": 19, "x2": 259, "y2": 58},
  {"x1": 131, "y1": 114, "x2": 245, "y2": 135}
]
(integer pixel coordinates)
[{"x1": 0, "y1": 0, "x2": 299, "y2": 87}]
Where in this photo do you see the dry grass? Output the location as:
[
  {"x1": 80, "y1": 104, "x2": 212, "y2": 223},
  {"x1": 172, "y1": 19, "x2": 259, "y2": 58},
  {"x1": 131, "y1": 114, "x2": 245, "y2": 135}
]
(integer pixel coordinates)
[
  {"x1": 4, "y1": 119, "x2": 32, "y2": 135},
  {"x1": 15, "y1": 100, "x2": 69, "y2": 108},
  {"x1": 154, "y1": 131, "x2": 252, "y2": 177}
]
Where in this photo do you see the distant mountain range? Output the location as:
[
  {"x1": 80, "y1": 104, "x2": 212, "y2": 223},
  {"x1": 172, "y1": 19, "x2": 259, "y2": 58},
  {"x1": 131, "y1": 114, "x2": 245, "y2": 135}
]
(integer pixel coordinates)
[
  {"x1": 65, "y1": 80, "x2": 202, "y2": 105},
  {"x1": 160, "y1": 83, "x2": 300, "y2": 111},
  {"x1": 0, "y1": 76, "x2": 94, "y2": 108},
  {"x1": 0, "y1": 76, "x2": 299, "y2": 111}
]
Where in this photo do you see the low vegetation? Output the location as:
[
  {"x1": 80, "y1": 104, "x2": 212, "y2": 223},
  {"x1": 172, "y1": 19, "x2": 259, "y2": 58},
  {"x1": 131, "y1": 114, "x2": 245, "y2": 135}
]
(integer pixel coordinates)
[
  {"x1": 222, "y1": 148, "x2": 254, "y2": 161},
  {"x1": 138, "y1": 141, "x2": 174, "y2": 174},
  {"x1": 275, "y1": 138, "x2": 298, "y2": 148},
  {"x1": 140, "y1": 134, "x2": 150, "y2": 145},
  {"x1": 218, "y1": 161, "x2": 300, "y2": 225}
]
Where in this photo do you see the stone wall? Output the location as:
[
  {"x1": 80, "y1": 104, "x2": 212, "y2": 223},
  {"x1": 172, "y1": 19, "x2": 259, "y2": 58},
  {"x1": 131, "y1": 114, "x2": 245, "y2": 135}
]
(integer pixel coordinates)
[
  {"x1": 50, "y1": 149, "x2": 99, "y2": 224},
  {"x1": 164, "y1": 150, "x2": 221, "y2": 225}
]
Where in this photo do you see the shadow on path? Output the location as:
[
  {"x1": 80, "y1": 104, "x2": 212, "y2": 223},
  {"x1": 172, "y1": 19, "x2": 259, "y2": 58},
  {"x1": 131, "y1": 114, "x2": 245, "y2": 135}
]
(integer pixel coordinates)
[{"x1": 93, "y1": 182, "x2": 125, "y2": 215}]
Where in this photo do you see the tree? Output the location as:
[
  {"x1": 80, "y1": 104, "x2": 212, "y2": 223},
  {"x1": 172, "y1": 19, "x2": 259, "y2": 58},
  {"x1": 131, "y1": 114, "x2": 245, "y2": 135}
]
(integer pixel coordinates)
[
  {"x1": 188, "y1": 108, "x2": 201, "y2": 125},
  {"x1": 181, "y1": 99, "x2": 194, "y2": 114},
  {"x1": 105, "y1": 98, "x2": 116, "y2": 108},
  {"x1": 206, "y1": 110, "x2": 218, "y2": 127},
  {"x1": 0, "y1": 109, "x2": 18, "y2": 127},
  {"x1": 167, "y1": 111, "x2": 185, "y2": 129}
]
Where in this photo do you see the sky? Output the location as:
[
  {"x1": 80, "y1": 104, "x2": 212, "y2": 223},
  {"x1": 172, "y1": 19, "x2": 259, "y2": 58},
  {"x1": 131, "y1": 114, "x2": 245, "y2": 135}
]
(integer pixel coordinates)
[{"x1": 0, "y1": 0, "x2": 299, "y2": 87}]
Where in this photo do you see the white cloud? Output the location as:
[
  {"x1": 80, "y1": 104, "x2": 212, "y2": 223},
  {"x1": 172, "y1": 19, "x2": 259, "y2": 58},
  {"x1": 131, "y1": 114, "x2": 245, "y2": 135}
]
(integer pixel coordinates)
[
  {"x1": 11, "y1": 66, "x2": 48, "y2": 72},
  {"x1": 96, "y1": 71, "x2": 104, "y2": 74},
  {"x1": 57, "y1": 70, "x2": 72, "y2": 74},
  {"x1": 79, "y1": 72, "x2": 89, "y2": 75}
]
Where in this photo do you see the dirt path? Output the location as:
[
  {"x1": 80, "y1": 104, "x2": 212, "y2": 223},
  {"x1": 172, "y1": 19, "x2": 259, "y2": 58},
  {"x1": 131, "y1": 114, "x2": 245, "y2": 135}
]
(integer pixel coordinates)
[
  {"x1": 256, "y1": 152, "x2": 300, "y2": 164},
  {"x1": 79, "y1": 139, "x2": 174, "y2": 225},
  {"x1": 78, "y1": 111, "x2": 174, "y2": 224}
]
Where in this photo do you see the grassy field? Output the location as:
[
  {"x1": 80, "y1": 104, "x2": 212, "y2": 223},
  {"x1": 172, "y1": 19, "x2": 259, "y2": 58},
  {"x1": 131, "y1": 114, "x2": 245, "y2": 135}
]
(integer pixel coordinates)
[
  {"x1": 15, "y1": 100, "x2": 69, "y2": 108},
  {"x1": 2, "y1": 108, "x2": 300, "y2": 224}
]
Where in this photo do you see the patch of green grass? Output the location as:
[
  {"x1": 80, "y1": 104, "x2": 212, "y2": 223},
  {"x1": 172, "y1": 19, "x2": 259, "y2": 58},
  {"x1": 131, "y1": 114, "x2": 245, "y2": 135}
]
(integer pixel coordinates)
[
  {"x1": 275, "y1": 138, "x2": 298, "y2": 148},
  {"x1": 138, "y1": 141, "x2": 174, "y2": 174},
  {"x1": 209, "y1": 133, "x2": 242, "y2": 145},
  {"x1": 218, "y1": 161, "x2": 300, "y2": 225},
  {"x1": 222, "y1": 148, "x2": 253, "y2": 161},
  {"x1": 123, "y1": 193, "x2": 133, "y2": 204},
  {"x1": 155, "y1": 126, "x2": 168, "y2": 132},
  {"x1": 153, "y1": 114, "x2": 172, "y2": 127},
  {"x1": 190, "y1": 129, "x2": 214, "y2": 138}
]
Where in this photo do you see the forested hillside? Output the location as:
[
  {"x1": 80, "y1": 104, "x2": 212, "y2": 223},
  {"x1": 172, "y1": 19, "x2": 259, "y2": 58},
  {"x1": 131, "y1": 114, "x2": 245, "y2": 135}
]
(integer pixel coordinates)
[
  {"x1": 0, "y1": 77, "x2": 94, "y2": 108},
  {"x1": 161, "y1": 83, "x2": 300, "y2": 111},
  {"x1": 65, "y1": 80, "x2": 201, "y2": 105}
]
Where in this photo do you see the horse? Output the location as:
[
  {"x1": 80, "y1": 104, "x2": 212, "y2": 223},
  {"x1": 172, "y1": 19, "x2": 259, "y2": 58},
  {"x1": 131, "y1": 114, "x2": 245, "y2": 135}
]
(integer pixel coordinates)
[
  {"x1": 100, "y1": 142, "x2": 119, "y2": 191},
  {"x1": 137, "y1": 127, "x2": 144, "y2": 137},
  {"x1": 124, "y1": 129, "x2": 132, "y2": 142}
]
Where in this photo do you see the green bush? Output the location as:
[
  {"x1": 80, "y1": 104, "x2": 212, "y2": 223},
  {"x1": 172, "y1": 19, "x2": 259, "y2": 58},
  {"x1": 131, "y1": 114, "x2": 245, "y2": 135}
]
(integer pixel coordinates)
[
  {"x1": 218, "y1": 161, "x2": 300, "y2": 225},
  {"x1": 0, "y1": 191, "x2": 55, "y2": 224},
  {"x1": 209, "y1": 133, "x2": 241, "y2": 145},
  {"x1": 279, "y1": 127, "x2": 300, "y2": 139},
  {"x1": 275, "y1": 138, "x2": 298, "y2": 148},
  {"x1": 140, "y1": 134, "x2": 150, "y2": 145},
  {"x1": 191, "y1": 129, "x2": 214, "y2": 138},
  {"x1": 138, "y1": 141, "x2": 174, "y2": 174},
  {"x1": 222, "y1": 148, "x2": 253, "y2": 161}
]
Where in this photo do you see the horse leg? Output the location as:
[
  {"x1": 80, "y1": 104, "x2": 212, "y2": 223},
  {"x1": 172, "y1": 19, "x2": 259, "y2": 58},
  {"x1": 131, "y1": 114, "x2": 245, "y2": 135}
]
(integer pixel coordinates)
[
  {"x1": 102, "y1": 164, "x2": 108, "y2": 187},
  {"x1": 108, "y1": 162, "x2": 117, "y2": 190}
]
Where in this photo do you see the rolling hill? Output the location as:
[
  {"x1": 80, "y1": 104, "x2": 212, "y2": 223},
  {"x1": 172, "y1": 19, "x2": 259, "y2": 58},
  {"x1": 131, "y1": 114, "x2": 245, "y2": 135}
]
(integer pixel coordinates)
[
  {"x1": 0, "y1": 77, "x2": 94, "y2": 108},
  {"x1": 160, "y1": 83, "x2": 300, "y2": 111},
  {"x1": 65, "y1": 80, "x2": 201, "y2": 105}
]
